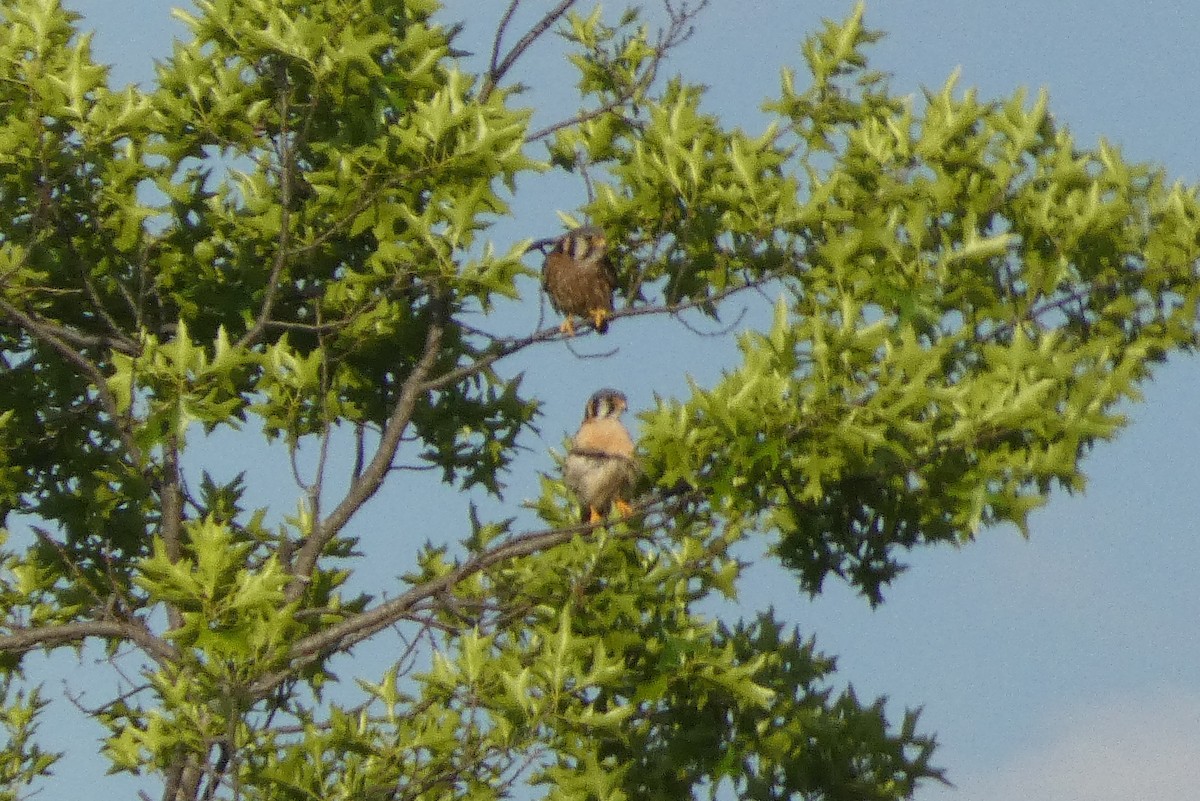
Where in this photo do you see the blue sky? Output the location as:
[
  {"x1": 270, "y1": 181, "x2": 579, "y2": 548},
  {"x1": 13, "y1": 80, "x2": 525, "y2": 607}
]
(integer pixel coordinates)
[{"x1": 40, "y1": 1, "x2": 1200, "y2": 798}]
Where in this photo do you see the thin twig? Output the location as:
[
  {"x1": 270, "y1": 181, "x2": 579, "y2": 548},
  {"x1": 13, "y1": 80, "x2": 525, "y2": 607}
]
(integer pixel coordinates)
[
  {"x1": 523, "y1": 0, "x2": 707, "y2": 144},
  {"x1": 63, "y1": 679, "x2": 152, "y2": 717},
  {"x1": 488, "y1": 0, "x2": 523, "y2": 80},
  {"x1": 482, "y1": 0, "x2": 578, "y2": 102},
  {"x1": 77, "y1": 267, "x2": 139, "y2": 351},
  {"x1": 30, "y1": 528, "x2": 111, "y2": 614},
  {"x1": 237, "y1": 64, "x2": 294, "y2": 351},
  {"x1": 672, "y1": 302, "x2": 748, "y2": 337},
  {"x1": 563, "y1": 337, "x2": 619, "y2": 359}
]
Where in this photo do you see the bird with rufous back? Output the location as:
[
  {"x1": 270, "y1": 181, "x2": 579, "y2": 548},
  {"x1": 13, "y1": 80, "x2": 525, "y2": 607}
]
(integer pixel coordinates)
[{"x1": 541, "y1": 225, "x2": 618, "y2": 336}]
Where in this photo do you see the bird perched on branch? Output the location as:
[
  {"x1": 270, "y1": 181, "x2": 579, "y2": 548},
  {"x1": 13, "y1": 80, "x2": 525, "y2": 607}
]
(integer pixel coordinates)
[
  {"x1": 541, "y1": 225, "x2": 617, "y2": 336},
  {"x1": 565, "y1": 388, "x2": 638, "y2": 523}
]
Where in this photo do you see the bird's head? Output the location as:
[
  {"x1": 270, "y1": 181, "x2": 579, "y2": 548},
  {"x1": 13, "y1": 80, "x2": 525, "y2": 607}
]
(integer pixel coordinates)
[
  {"x1": 583, "y1": 388, "x2": 627, "y2": 421},
  {"x1": 558, "y1": 225, "x2": 608, "y2": 262}
]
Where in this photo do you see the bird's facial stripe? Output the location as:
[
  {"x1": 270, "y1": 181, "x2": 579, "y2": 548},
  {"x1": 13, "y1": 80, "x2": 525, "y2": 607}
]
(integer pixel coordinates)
[
  {"x1": 569, "y1": 235, "x2": 591, "y2": 260},
  {"x1": 591, "y1": 394, "x2": 625, "y2": 419}
]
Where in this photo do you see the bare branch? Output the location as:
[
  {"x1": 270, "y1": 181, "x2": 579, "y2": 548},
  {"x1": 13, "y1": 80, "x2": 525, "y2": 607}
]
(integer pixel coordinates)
[
  {"x1": 672, "y1": 301, "x2": 748, "y2": 337},
  {"x1": 563, "y1": 337, "x2": 619, "y2": 360},
  {"x1": 160, "y1": 438, "x2": 184, "y2": 562},
  {"x1": 287, "y1": 439, "x2": 311, "y2": 496},
  {"x1": 30, "y1": 528, "x2": 111, "y2": 614},
  {"x1": 488, "y1": 1, "x2": 523, "y2": 80},
  {"x1": 0, "y1": 619, "x2": 178, "y2": 664},
  {"x1": 285, "y1": 311, "x2": 447, "y2": 599},
  {"x1": 419, "y1": 326, "x2": 557, "y2": 395},
  {"x1": 482, "y1": 0, "x2": 578, "y2": 102},
  {"x1": 76, "y1": 267, "x2": 141, "y2": 352},
  {"x1": 64, "y1": 679, "x2": 152, "y2": 717},
  {"x1": 525, "y1": 93, "x2": 642, "y2": 144},
  {"x1": 237, "y1": 233, "x2": 290, "y2": 352},
  {"x1": 352, "y1": 422, "x2": 367, "y2": 482}
]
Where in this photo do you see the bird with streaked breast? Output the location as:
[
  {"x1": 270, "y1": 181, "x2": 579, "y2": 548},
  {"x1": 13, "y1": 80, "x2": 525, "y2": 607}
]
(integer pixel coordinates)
[{"x1": 541, "y1": 225, "x2": 617, "y2": 336}]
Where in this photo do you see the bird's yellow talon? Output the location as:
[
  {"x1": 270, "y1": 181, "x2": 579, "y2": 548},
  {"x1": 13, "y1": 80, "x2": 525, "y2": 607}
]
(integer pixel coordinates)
[
  {"x1": 590, "y1": 308, "x2": 611, "y2": 330},
  {"x1": 587, "y1": 507, "x2": 603, "y2": 524},
  {"x1": 558, "y1": 318, "x2": 576, "y2": 337},
  {"x1": 615, "y1": 499, "x2": 633, "y2": 517}
]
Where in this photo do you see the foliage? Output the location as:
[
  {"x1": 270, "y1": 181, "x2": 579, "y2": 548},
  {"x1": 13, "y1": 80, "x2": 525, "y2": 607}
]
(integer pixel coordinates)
[{"x1": 0, "y1": 0, "x2": 1196, "y2": 799}]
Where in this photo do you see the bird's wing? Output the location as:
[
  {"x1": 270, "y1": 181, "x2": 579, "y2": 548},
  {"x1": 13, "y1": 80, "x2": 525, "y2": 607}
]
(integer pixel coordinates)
[
  {"x1": 601, "y1": 252, "x2": 619, "y2": 293},
  {"x1": 541, "y1": 250, "x2": 555, "y2": 291}
]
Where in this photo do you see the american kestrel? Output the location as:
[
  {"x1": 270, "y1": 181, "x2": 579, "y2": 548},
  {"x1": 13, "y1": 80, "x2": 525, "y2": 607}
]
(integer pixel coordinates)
[
  {"x1": 541, "y1": 225, "x2": 617, "y2": 336},
  {"x1": 564, "y1": 388, "x2": 637, "y2": 523}
]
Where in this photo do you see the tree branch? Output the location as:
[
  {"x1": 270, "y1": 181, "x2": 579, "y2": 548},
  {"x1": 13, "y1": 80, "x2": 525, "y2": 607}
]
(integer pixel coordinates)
[
  {"x1": 237, "y1": 230, "x2": 290, "y2": 351},
  {"x1": 160, "y1": 437, "x2": 186, "y2": 631},
  {"x1": 0, "y1": 296, "x2": 144, "y2": 466},
  {"x1": 482, "y1": 0, "x2": 578, "y2": 102},
  {"x1": 285, "y1": 311, "x2": 447, "y2": 600},
  {"x1": 255, "y1": 493, "x2": 693, "y2": 697},
  {"x1": 488, "y1": 1, "x2": 523, "y2": 82},
  {"x1": 75, "y1": 266, "x2": 142, "y2": 354},
  {"x1": 523, "y1": 0, "x2": 707, "y2": 143},
  {"x1": 525, "y1": 91, "x2": 644, "y2": 144},
  {"x1": 309, "y1": 312, "x2": 335, "y2": 526},
  {"x1": 0, "y1": 295, "x2": 138, "y2": 355},
  {"x1": 0, "y1": 619, "x2": 178, "y2": 664},
  {"x1": 420, "y1": 276, "x2": 774, "y2": 394},
  {"x1": 237, "y1": 64, "x2": 295, "y2": 352}
]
